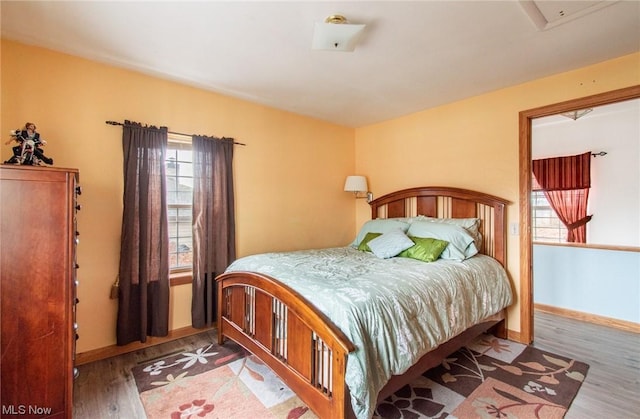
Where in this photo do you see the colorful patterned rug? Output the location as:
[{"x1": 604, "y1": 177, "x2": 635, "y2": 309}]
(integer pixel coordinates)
[{"x1": 132, "y1": 334, "x2": 588, "y2": 418}]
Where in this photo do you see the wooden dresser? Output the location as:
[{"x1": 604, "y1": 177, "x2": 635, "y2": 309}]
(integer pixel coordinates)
[{"x1": 1, "y1": 165, "x2": 80, "y2": 418}]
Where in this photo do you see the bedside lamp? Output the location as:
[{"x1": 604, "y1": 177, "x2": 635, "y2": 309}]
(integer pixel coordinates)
[{"x1": 344, "y1": 175, "x2": 373, "y2": 203}]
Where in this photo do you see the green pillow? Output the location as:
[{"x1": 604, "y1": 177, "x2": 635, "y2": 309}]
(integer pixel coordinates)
[
  {"x1": 357, "y1": 232, "x2": 382, "y2": 252},
  {"x1": 407, "y1": 221, "x2": 476, "y2": 261},
  {"x1": 399, "y1": 236, "x2": 449, "y2": 262}
]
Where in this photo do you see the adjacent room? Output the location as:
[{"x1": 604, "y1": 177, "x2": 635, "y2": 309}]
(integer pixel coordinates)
[
  {"x1": 1, "y1": 1, "x2": 638, "y2": 418},
  {"x1": 531, "y1": 99, "x2": 639, "y2": 329}
]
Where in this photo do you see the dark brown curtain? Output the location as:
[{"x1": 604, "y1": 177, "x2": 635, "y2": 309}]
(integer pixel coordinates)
[
  {"x1": 532, "y1": 151, "x2": 592, "y2": 243},
  {"x1": 191, "y1": 135, "x2": 235, "y2": 328},
  {"x1": 117, "y1": 121, "x2": 170, "y2": 345}
]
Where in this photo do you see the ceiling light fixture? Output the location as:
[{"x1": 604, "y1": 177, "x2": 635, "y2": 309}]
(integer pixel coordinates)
[
  {"x1": 560, "y1": 108, "x2": 593, "y2": 120},
  {"x1": 312, "y1": 15, "x2": 365, "y2": 52}
]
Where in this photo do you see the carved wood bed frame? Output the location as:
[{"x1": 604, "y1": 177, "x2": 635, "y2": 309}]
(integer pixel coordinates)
[{"x1": 216, "y1": 186, "x2": 510, "y2": 418}]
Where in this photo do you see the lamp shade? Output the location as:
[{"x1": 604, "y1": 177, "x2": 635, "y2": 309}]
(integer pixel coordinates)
[
  {"x1": 312, "y1": 15, "x2": 365, "y2": 52},
  {"x1": 344, "y1": 175, "x2": 368, "y2": 192}
]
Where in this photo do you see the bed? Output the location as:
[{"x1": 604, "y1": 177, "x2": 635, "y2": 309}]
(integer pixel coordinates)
[{"x1": 216, "y1": 186, "x2": 512, "y2": 418}]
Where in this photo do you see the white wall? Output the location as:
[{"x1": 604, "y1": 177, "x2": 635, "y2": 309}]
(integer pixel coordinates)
[
  {"x1": 534, "y1": 244, "x2": 640, "y2": 323},
  {"x1": 532, "y1": 99, "x2": 640, "y2": 247},
  {"x1": 532, "y1": 99, "x2": 640, "y2": 322}
]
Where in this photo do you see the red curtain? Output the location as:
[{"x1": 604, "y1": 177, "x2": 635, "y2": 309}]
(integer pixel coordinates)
[{"x1": 532, "y1": 151, "x2": 592, "y2": 243}]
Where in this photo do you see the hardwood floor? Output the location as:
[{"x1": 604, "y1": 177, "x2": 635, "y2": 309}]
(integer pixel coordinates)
[
  {"x1": 72, "y1": 313, "x2": 640, "y2": 418},
  {"x1": 73, "y1": 329, "x2": 218, "y2": 418},
  {"x1": 532, "y1": 311, "x2": 640, "y2": 419}
]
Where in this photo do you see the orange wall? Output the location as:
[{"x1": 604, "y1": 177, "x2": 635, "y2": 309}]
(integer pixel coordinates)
[
  {"x1": 354, "y1": 52, "x2": 640, "y2": 331},
  {"x1": 0, "y1": 40, "x2": 355, "y2": 352},
  {"x1": 2, "y1": 38, "x2": 638, "y2": 352}
]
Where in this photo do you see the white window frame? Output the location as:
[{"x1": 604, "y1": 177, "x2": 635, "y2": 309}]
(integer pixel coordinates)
[
  {"x1": 531, "y1": 190, "x2": 567, "y2": 243},
  {"x1": 166, "y1": 135, "x2": 193, "y2": 273}
]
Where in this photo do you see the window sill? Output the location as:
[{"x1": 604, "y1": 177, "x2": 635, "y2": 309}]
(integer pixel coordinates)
[{"x1": 170, "y1": 271, "x2": 192, "y2": 287}]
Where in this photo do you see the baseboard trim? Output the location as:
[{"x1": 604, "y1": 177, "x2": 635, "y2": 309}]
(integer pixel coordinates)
[
  {"x1": 506, "y1": 328, "x2": 523, "y2": 343},
  {"x1": 77, "y1": 307, "x2": 636, "y2": 366},
  {"x1": 534, "y1": 303, "x2": 640, "y2": 334},
  {"x1": 75, "y1": 324, "x2": 216, "y2": 366}
]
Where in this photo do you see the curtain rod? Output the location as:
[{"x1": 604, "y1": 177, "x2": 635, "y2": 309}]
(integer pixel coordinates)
[
  {"x1": 592, "y1": 151, "x2": 607, "y2": 157},
  {"x1": 105, "y1": 120, "x2": 246, "y2": 146}
]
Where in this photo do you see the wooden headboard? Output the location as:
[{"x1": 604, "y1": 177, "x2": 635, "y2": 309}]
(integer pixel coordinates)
[{"x1": 369, "y1": 186, "x2": 509, "y2": 267}]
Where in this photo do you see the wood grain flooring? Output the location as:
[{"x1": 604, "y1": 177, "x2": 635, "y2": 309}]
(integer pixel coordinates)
[
  {"x1": 73, "y1": 329, "x2": 218, "y2": 418},
  {"x1": 72, "y1": 312, "x2": 640, "y2": 418},
  {"x1": 532, "y1": 311, "x2": 640, "y2": 419}
]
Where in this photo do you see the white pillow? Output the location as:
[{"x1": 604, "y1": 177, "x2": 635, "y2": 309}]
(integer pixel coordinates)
[
  {"x1": 352, "y1": 219, "x2": 410, "y2": 247},
  {"x1": 367, "y1": 228, "x2": 414, "y2": 259},
  {"x1": 420, "y1": 216, "x2": 482, "y2": 250},
  {"x1": 407, "y1": 220, "x2": 478, "y2": 261}
]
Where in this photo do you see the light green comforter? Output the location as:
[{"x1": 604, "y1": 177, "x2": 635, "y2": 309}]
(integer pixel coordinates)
[{"x1": 225, "y1": 246, "x2": 513, "y2": 419}]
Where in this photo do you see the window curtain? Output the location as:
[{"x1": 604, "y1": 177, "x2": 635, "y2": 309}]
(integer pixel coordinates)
[
  {"x1": 532, "y1": 151, "x2": 592, "y2": 243},
  {"x1": 191, "y1": 135, "x2": 235, "y2": 328},
  {"x1": 117, "y1": 121, "x2": 170, "y2": 345}
]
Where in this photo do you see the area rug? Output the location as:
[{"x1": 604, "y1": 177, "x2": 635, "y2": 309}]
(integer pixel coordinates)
[{"x1": 132, "y1": 334, "x2": 588, "y2": 418}]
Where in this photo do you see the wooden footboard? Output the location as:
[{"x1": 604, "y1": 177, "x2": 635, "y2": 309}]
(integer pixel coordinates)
[{"x1": 216, "y1": 270, "x2": 356, "y2": 418}]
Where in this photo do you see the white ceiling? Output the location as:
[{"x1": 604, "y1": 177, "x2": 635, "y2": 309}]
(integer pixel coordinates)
[{"x1": 1, "y1": 1, "x2": 638, "y2": 128}]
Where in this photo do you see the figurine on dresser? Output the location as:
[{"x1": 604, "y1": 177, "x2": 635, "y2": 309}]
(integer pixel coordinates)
[{"x1": 4, "y1": 122, "x2": 54, "y2": 165}]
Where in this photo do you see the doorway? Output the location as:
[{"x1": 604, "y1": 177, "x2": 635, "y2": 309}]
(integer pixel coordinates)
[{"x1": 518, "y1": 85, "x2": 640, "y2": 344}]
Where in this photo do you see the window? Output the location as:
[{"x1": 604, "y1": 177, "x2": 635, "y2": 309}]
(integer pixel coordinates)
[
  {"x1": 531, "y1": 190, "x2": 567, "y2": 243},
  {"x1": 166, "y1": 137, "x2": 193, "y2": 271}
]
